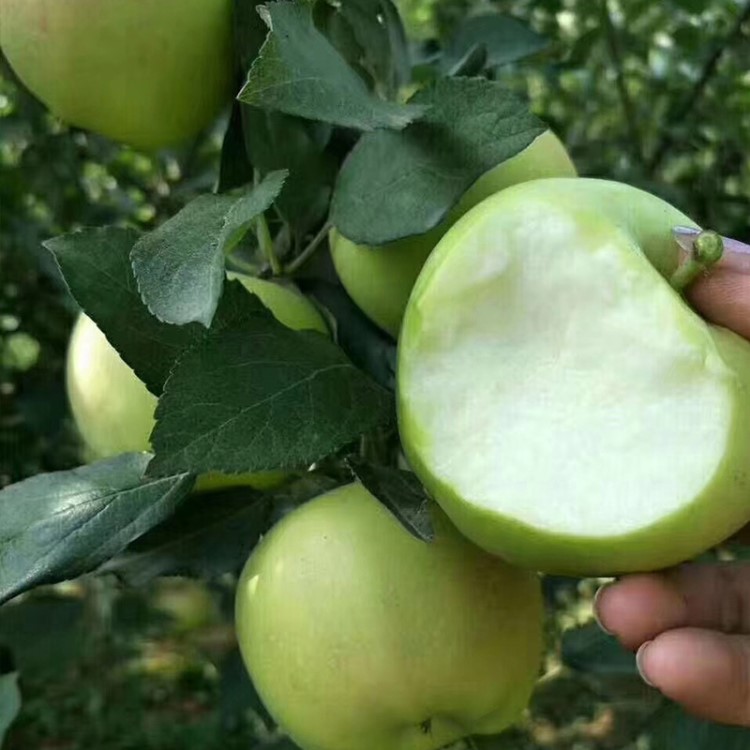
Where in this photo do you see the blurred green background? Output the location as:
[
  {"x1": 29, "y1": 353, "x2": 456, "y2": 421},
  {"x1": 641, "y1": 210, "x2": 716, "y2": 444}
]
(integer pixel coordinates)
[{"x1": 1, "y1": 0, "x2": 748, "y2": 748}]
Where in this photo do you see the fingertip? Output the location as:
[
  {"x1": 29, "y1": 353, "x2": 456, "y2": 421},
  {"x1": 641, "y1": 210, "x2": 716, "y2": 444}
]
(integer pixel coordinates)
[
  {"x1": 594, "y1": 575, "x2": 687, "y2": 650},
  {"x1": 635, "y1": 628, "x2": 750, "y2": 726}
]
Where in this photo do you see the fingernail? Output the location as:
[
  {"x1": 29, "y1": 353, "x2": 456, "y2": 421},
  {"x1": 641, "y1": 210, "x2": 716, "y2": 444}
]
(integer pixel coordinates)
[
  {"x1": 636, "y1": 641, "x2": 656, "y2": 688},
  {"x1": 593, "y1": 583, "x2": 615, "y2": 635}
]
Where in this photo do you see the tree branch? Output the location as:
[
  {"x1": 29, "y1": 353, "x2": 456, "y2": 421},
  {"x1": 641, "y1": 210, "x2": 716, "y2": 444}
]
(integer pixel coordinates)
[
  {"x1": 648, "y1": 0, "x2": 750, "y2": 173},
  {"x1": 600, "y1": 0, "x2": 644, "y2": 163}
]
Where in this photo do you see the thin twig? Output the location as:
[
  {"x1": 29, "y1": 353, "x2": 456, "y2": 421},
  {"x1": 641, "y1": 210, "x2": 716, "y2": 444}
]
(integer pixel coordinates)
[
  {"x1": 600, "y1": 0, "x2": 644, "y2": 163},
  {"x1": 285, "y1": 221, "x2": 333, "y2": 275},
  {"x1": 649, "y1": 0, "x2": 750, "y2": 173}
]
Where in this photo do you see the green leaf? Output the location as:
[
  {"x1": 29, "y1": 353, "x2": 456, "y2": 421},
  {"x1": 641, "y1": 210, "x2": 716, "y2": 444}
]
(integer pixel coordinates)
[
  {"x1": 445, "y1": 44, "x2": 490, "y2": 78},
  {"x1": 103, "y1": 474, "x2": 339, "y2": 585},
  {"x1": 46, "y1": 227, "x2": 204, "y2": 395},
  {"x1": 0, "y1": 455, "x2": 193, "y2": 603},
  {"x1": 348, "y1": 459, "x2": 434, "y2": 541},
  {"x1": 219, "y1": 101, "x2": 254, "y2": 193},
  {"x1": 301, "y1": 279, "x2": 397, "y2": 390},
  {"x1": 131, "y1": 171, "x2": 288, "y2": 327},
  {"x1": 243, "y1": 109, "x2": 337, "y2": 238},
  {"x1": 0, "y1": 673, "x2": 20, "y2": 747},
  {"x1": 561, "y1": 622, "x2": 638, "y2": 676},
  {"x1": 238, "y1": 2, "x2": 425, "y2": 131},
  {"x1": 147, "y1": 282, "x2": 394, "y2": 479},
  {"x1": 317, "y1": 0, "x2": 411, "y2": 97},
  {"x1": 442, "y1": 14, "x2": 548, "y2": 72},
  {"x1": 331, "y1": 77, "x2": 545, "y2": 245},
  {"x1": 647, "y1": 702, "x2": 750, "y2": 749},
  {"x1": 233, "y1": 0, "x2": 273, "y2": 75}
]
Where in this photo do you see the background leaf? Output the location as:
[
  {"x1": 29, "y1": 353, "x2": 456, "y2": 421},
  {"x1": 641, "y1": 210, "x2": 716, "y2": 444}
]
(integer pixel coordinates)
[{"x1": 441, "y1": 14, "x2": 548, "y2": 72}]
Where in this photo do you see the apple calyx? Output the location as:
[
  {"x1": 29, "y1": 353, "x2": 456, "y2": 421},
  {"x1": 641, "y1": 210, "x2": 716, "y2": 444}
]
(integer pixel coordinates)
[{"x1": 670, "y1": 227, "x2": 725, "y2": 291}]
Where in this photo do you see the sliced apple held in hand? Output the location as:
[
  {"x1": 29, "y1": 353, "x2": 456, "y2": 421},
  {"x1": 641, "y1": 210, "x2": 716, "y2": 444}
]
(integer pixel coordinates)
[{"x1": 398, "y1": 178, "x2": 750, "y2": 576}]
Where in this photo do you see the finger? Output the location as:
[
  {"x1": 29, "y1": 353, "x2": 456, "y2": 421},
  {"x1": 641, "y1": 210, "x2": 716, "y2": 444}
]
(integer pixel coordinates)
[
  {"x1": 637, "y1": 628, "x2": 750, "y2": 727},
  {"x1": 690, "y1": 269, "x2": 750, "y2": 341},
  {"x1": 595, "y1": 563, "x2": 750, "y2": 650}
]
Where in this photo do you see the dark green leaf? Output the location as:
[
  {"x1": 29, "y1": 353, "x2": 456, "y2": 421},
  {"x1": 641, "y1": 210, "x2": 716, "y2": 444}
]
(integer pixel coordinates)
[
  {"x1": 233, "y1": 0, "x2": 272, "y2": 75},
  {"x1": 319, "y1": 0, "x2": 411, "y2": 97},
  {"x1": 219, "y1": 101, "x2": 254, "y2": 192},
  {"x1": 442, "y1": 14, "x2": 548, "y2": 72},
  {"x1": 131, "y1": 171, "x2": 287, "y2": 327},
  {"x1": 648, "y1": 702, "x2": 750, "y2": 749},
  {"x1": 46, "y1": 227, "x2": 203, "y2": 395},
  {"x1": 238, "y1": 2, "x2": 425, "y2": 131},
  {"x1": 446, "y1": 43, "x2": 490, "y2": 78},
  {"x1": 562, "y1": 622, "x2": 638, "y2": 676},
  {"x1": 331, "y1": 77, "x2": 545, "y2": 244},
  {"x1": 0, "y1": 455, "x2": 193, "y2": 603},
  {"x1": 0, "y1": 673, "x2": 20, "y2": 746},
  {"x1": 243, "y1": 108, "x2": 337, "y2": 238},
  {"x1": 348, "y1": 459, "x2": 434, "y2": 541},
  {"x1": 102, "y1": 487, "x2": 271, "y2": 584},
  {"x1": 300, "y1": 279, "x2": 397, "y2": 391},
  {"x1": 147, "y1": 284, "x2": 394, "y2": 478}
]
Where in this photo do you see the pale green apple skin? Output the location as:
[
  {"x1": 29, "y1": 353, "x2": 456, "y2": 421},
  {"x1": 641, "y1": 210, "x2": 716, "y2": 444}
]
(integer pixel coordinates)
[
  {"x1": 67, "y1": 277, "x2": 328, "y2": 490},
  {"x1": 398, "y1": 178, "x2": 750, "y2": 576},
  {"x1": 330, "y1": 131, "x2": 577, "y2": 337},
  {"x1": 0, "y1": 0, "x2": 233, "y2": 151},
  {"x1": 235, "y1": 483, "x2": 543, "y2": 750}
]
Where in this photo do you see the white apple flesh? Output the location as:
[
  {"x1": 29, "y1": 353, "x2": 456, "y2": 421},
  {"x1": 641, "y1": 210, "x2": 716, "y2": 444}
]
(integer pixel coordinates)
[{"x1": 398, "y1": 178, "x2": 750, "y2": 575}]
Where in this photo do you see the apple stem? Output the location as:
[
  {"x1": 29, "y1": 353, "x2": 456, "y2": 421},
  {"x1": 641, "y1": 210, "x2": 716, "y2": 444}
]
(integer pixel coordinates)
[{"x1": 670, "y1": 229, "x2": 724, "y2": 292}]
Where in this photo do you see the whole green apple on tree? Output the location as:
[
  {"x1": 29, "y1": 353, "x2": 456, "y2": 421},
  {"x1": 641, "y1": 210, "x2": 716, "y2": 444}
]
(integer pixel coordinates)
[
  {"x1": 0, "y1": 0, "x2": 233, "y2": 150},
  {"x1": 235, "y1": 482, "x2": 543, "y2": 750},
  {"x1": 66, "y1": 275, "x2": 328, "y2": 491},
  {"x1": 398, "y1": 177, "x2": 750, "y2": 576},
  {"x1": 330, "y1": 130, "x2": 577, "y2": 336}
]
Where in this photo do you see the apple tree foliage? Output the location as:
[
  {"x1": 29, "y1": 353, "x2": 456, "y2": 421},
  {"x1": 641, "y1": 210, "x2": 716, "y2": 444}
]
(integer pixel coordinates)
[{"x1": 1, "y1": 0, "x2": 749, "y2": 748}]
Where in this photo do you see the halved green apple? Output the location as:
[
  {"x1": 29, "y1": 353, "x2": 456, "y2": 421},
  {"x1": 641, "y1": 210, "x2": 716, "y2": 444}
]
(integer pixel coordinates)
[{"x1": 398, "y1": 178, "x2": 750, "y2": 575}]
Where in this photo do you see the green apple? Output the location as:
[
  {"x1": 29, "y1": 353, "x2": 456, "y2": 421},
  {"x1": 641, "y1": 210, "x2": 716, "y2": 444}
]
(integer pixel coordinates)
[
  {"x1": 235, "y1": 482, "x2": 543, "y2": 750},
  {"x1": 153, "y1": 578, "x2": 221, "y2": 633},
  {"x1": 330, "y1": 130, "x2": 577, "y2": 337},
  {"x1": 66, "y1": 275, "x2": 328, "y2": 490},
  {"x1": 398, "y1": 178, "x2": 750, "y2": 576},
  {"x1": 0, "y1": 0, "x2": 233, "y2": 151}
]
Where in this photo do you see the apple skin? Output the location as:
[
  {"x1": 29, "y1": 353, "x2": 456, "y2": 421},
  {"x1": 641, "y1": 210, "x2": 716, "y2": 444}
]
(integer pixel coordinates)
[
  {"x1": 235, "y1": 482, "x2": 543, "y2": 750},
  {"x1": 330, "y1": 131, "x2": 577, "y2": 337},
  {"x1": 0, "y1": 0, "x2": 233, "y2": 151},
  {"x1": 66, "y1": 276, "x2": 328, "y2": 490},
  {"x1": 398, "y1": 178, "x2": 750, "y2": 576}
]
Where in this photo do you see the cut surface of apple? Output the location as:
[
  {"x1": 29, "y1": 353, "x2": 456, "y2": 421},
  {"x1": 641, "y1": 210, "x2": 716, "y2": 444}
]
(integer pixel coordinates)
[{"x1": 398, "y1": 178, "x2": 750, "y2": 575}]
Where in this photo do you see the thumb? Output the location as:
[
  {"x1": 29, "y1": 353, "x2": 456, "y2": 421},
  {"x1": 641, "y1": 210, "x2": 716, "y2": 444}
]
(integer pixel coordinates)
[
  {"x1": 637, "y1": 628, "x2": 750, "y2": 726},
  {"x1": 689, "y1": 256, "x2": 750, "y2": 342}
]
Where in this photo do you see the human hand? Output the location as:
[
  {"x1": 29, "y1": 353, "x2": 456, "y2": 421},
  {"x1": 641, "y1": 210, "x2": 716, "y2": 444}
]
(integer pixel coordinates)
[{"x1": 595, "y1": 243, "x2": 750, "y2": 726}]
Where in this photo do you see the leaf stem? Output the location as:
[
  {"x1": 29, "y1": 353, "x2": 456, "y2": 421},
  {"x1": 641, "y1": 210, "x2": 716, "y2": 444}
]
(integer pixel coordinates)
[
  {"x1": 285, "y1": 221, "x2": 333, "y2": 275},
  {"x1": 256, "y1": 212, "x2": 282, "y2": 276}
]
